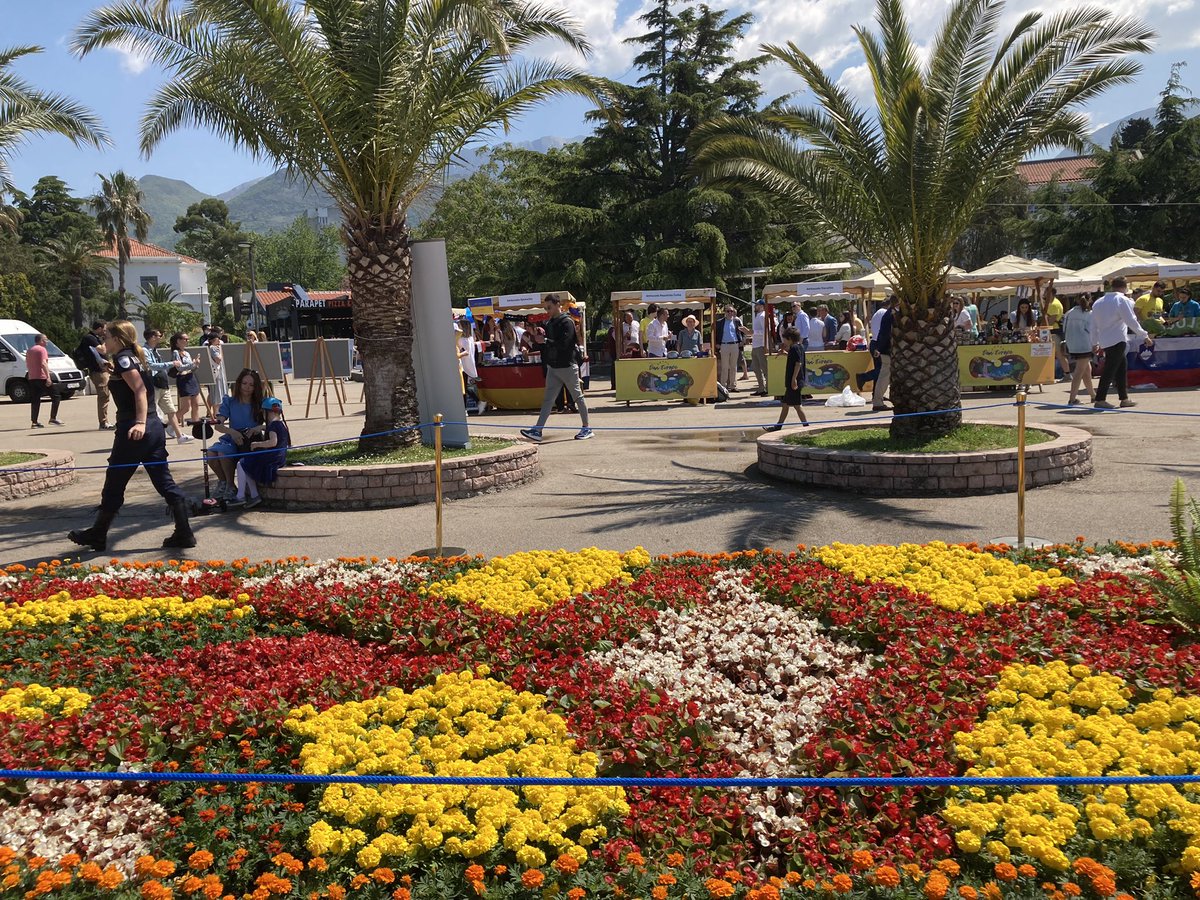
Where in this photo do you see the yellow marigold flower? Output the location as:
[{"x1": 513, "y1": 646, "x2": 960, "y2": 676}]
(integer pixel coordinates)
[
  {"x1": 0, "y1": 591, "x2": 249, "y2": 632},
  {"x1": 0, "y1": 684, "x2": 91, "y2": 720}
]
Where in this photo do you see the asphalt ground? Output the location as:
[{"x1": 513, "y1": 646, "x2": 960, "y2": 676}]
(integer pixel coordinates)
[{"x1": 1, "y1": 373, "x2": 1196, "y2": 566}]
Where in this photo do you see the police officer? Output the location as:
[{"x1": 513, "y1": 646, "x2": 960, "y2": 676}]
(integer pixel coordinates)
[{"x1": 68, "y1": 320, "x2": 196, "y2": 552}]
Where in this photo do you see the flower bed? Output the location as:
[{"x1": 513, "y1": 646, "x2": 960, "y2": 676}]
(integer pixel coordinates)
[{"x1": 0, "y1": 538, "x2": 1195, "y2": 898}]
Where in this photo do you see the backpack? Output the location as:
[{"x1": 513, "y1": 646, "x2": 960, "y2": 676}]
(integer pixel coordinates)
[
  {"x1": 545, "y1": 314, "x2": 578, "y2": 368},
  {"x1": 72, "y1": 338, "x2": 94, "y2": 372}
]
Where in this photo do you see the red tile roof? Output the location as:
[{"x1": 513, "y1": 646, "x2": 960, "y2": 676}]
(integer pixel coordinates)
[
  {"x1": 1016, "y1": 156, "x2": 1096, "y2": 188},
  {"x1": 255, "y1": 287, "x2": 352, "y2": 307},
  {"x1": 98, "y1": 238, "x2": 204, "y2": 265}
]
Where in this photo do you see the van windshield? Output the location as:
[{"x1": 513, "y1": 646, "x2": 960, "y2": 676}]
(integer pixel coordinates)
[{"x1": 2, "y1": 334, "x2": 66, "y2": 357}]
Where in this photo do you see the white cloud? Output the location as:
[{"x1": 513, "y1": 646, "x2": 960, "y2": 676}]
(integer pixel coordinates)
[{"x1": 108, "y1": 42, "x2": 151, "y2": 76}]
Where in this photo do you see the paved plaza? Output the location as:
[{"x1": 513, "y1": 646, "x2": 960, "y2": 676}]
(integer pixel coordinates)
[{"x1": 1, "y1": 377, "x2": 1196, "y2": 566}]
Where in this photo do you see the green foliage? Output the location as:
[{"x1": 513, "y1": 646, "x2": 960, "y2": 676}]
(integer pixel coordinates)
[
  {"x1": 0, "y1": 46, "x2": 107, "y2": 195},
  {"x1": 134, "y1": 285, "x2": 202, "y2": 336},
  {"x1": 1140, "y1": 479, "x2": 1200, "y2": 627},
  {"x1": 1025, "y1": 65, "x2": 1200, "y2": 266},
  {"x1": 14, "y1": 176, "x2": 97, "y2": 247},
  {"x1": 90, "y1": 171, "x2": 152, "y2": 317},
  {"x1": 254, "y1": 216, "x2": 345, "y2": 289},
  {"x1": 950, "y1": 176, "x2": 1031, "y2": 270},
  {"x1": 0, "y1": 231, "x2": 78, "y2": 348},
  {"x1": 38, "y1": 223, "x2": 109, "y2": 329},
  {"x1": 139, "y1": 175, "x2": 208, "y2": 247},
  {"x1": 0, "y1": 271, "x2": 37, "y2": 321},
  {"x1": 173, "y1": 198, "x2": 251, "y2": 310}
]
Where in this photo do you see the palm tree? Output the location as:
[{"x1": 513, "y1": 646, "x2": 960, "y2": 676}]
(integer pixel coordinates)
[
  {"x1": 74, "y1": 0, "x2": 603, "y2": 450},
  {"x1": 90, "y1": 171, "x2": 151, "y2": 319},
  {"x1": 0, "y1": 199, "x2": 21, "y2": 235},
  {"x1": 695, "y1": 0, "x2": 1152, "y2": 439},
  {"x1": 40, "y1": 225, "x2": 109, "y2": 329},
  {"x1": 0, "y1": 45, "x2": 108, "y2": 196}
]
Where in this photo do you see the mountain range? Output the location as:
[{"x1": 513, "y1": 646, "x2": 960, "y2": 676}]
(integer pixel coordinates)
[{"x1": 139, "y1": 135, "x2": 581, "y2": 247}]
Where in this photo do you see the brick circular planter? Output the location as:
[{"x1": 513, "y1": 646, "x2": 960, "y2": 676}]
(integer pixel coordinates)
[
  {"x1": 0, "y1": 450, "x2": 76, "y2": 502},
  {"x1": 757, "y1": 422, "x2": 1092, "y2": 496},
  {"x1": 259, "y1": 440, "x2": 539, "y2": 510}
]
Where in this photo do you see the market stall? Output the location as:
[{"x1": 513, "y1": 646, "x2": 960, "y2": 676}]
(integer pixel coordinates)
[
  {"x1": 470, "y1": 291, "x2": 586, "y2": 410},
  {"x1": 612, "y1": 288, "x2": 718, "y2": 402},
  {"x1": 761, "y1": 281, "x2": 872, "y2": 394},
  {"x1": 1128, "y1": 261, "x2": 1200, "y2": 388}
]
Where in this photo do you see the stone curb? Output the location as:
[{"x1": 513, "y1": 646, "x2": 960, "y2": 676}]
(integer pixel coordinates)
[
  {"x1": 0, "y1": 450, "x2": 76, "y2": 502},
  {"x1": 260, "y1": 439, "x2": 539, "y2": 510},
  {"x1": 757, "y1": 421, "x2": 1092, "y2": 495}
]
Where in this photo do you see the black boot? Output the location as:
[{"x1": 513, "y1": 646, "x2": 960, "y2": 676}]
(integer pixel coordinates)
[
  {"x1": 68, "y1": 508, "x2": 116, "y2": 552},
  {"x1": 162, "y1": 499, "x2": 197, "y2": 549}
]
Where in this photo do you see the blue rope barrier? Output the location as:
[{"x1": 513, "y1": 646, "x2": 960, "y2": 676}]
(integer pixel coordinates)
[
  {"x1": 1035, "y1": 402, "x2": 1200, "y2": 418},
  {"x1": 1, "y1": 769, "x2": 1200, "y2": 789}
]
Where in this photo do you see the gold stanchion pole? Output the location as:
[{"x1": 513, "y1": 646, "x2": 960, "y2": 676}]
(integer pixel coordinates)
[
  {"x1": 434, "y1": 413, "x2": 444, "y2": 558},
  {"x1": 1015, "y1": 387, "x2": 1027, "y2": 548}
]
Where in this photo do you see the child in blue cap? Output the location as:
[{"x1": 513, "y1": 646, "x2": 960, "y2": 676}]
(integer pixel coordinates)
[{"x1": 228, "y1": 396, "x2": 291, "y2": 508}]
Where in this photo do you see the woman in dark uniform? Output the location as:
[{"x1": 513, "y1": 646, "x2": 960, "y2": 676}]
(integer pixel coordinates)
[
  {"x1": 762, "y1": 326, "x2": 809, "y2": 431},
  {"x1": 68, "y1": 321, "x2": 196, "y2": 552}
]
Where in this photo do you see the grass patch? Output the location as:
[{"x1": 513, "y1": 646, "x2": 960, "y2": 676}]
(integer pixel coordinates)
[
  {"x1": 0, "y1": 452, "x2": 41, "y2": 466},
  {"x1": 784, "y1": 424, "x2": 1052, "y2": 454},
  {"x1": 288, "y1": 436, "x2": 515, "y2": 467}
]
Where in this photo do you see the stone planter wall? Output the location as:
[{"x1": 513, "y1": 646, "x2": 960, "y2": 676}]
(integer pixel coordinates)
[
  {"x1": 0, "y1": 450, "x2": 75, "y2": 502},
  {"x1": 259, "y1": 441, "x2": 538, "y2": 510},
  {"x1": 757, "y1": 422, "x2": 1092, "y2": 496}
]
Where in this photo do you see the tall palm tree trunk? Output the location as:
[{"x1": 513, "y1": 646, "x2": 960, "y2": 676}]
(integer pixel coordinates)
[
  {"x1": 346, "y1": 218, "x2": 420, "y2": 452},
  {"x1": 70, "y1": 274, "x2": 83, "y2": 330},
  {"x1": 117, "y1": 256, "x2": 128, "y2": 318},
  {"x1": 889, "y1": 307, "x2": 962, "y2": 441}
]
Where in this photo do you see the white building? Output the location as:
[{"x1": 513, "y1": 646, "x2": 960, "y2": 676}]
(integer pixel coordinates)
[{"x1": 99, "y1": 239, "x2": 211, "y2": 323}]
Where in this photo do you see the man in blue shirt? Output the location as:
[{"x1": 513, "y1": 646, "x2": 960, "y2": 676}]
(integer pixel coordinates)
[
  {"x1": 817, "y1": 304, "x2": 838, "y2": 346},
  {"x1": 1168, "y1": 286, "x2": 1200, "y2": 323},
  {"x1": 716, "y1": 305, "x2": 744, "y2": 392}
]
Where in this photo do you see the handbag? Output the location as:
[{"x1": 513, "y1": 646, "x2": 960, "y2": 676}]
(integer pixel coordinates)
[{"x1": 152, "y1": 370, "x2": 170, "y2": 390}]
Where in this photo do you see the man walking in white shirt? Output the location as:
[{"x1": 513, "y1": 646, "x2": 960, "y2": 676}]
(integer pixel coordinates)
[
  {"x1": 716, "y1": 305, "x2": 743, "y2": 392},
  {"x1": 751, "y1": 299, "x2": 769, "y2": 395},
  {"x1": 1091, "y1": 277, "x2": 1152, "y2": 409}
]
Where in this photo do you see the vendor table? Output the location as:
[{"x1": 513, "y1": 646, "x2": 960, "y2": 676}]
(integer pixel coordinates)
[
  {"x1": 475, "y1": 363, "x2": 546, "y2": 410},
  {"x1": 615, "y1": 356, "x2": 718, "y2": 401},
  {"x1": 957, "y1": 342, "x2": 1054, "y2": 388},
  {"x1": 1128, "y1": 336, "x2": 1200, "y2": 388},
  {"x1": 766, "y1": 349, "x2": 874, "y2": 395}
]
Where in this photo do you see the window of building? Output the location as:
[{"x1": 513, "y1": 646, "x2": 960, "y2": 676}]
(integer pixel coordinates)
[{"x1": 140, "y1": 276, "x2": 159, "y2": 294}]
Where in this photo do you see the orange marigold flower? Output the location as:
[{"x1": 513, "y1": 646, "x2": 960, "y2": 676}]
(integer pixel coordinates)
[
  {"x1": 327, "y1": 887, "x2": 347, "y2": 900},
  {"x1": 79, "y1": 863, "x2": 104, "y2": 883},
  {"x1": 273, "y1": 854, "x2": 304, "y2": 876},
  {"x1": 465, "y1": 865, "x2": 485, "y2": 883},
  {"x1": 141, "y1": 880, "x2": 174, "y2": 900},
  {"x1": 875, "y1": 867, "x2": 901, "y2": 889},
  {"x1": 371, "y1": 869, "x2": 396, "y2": 885},
  {"x1": 492, "y1": 867, "x2": 506, "y2": 878},
  {"x1": 904, "y1": 864, "x2": 925, "y2": 881},
  {"x1": 831, "y1": 874, "x2": 853, "y2": 893},
  {"x1": 959, "y1": 888, "x2": 978, "y2": 899},
  {"x1": 1114, "y1": 895, "x2": 1135, "y2": 900},
  {"x1": 152, "y1": 860, "x2": 177, "y2": 880},
  {"x1": 182, "y1": 876, "x2": 205, "y2": 895},
  {"x1": 189, "y1": 851, "x2": 214, "y2": 872},
  {"x1": 652, "y1": 887, "x2": 668, "y2": 900},
  {"x1": 567, "y1": 889, "x2": 586, "y2": 900},
  {"x1": 391, "y1": 890, "x2": 411, "y2": 900},
  {"x1": 1018, "y1": 866, "x2": 1038, "y2": 879},
  {"x1": 851, "y1": 850, "x2": 874, "y2": 871},
  {"x1": 309, "y1": 858, "x2": 329, "y2": 873},
  {"x1": 994, "y1": 863, "x2": 1018, "y2": 883},
  {"x1": 924, "y1": 872, "x2": 950, "y2": 900},
  {"x1": 666, "y1": 854, "x2": 685, "y2": 868},
  {"x1": 27, "y1": 857, "x2": 47, "y2": 870},
  {"x1": 349, "y1": 874, "x2": 370, "y2": 890},
  {"x1": 1062, "y1": 884, "x2": 1081, "y2": 897},
  {"x1": 982, "y1": 884, "x2": 1002, "y2": 900},
  {"x1": 98, "y1": 867, "x2": 125, "y2": 890},
  {"x1": 658, "y1": 874, "x2": 677, "y2": 886},
  {"x1": 784, "y1": 872, "x2": 802, "y2": 886},
  {"x1": 724, "y1": 870, "x2": 743, "y2": 884},
  {"x1": 705, "y1": 879, "x2": 735, "y2": 899},
  {"x1": 58, "y1": 854, "x2": 82, "y2": 870},
  {"x1": 937, "y1": 860, "x2": 961, "y2": 878},
  {"x1": 521, "y1": 870, "x2": 545, "y2": 890},
  {"x1": 1090, "y1": 876, "x2": 1116, "y2": 898},
  {"x1": 553, "y1": 855, "x2": 580, "y2": 875},
  {"x1": 626, "y1": 852, "x2": 646, "y2": 868}
]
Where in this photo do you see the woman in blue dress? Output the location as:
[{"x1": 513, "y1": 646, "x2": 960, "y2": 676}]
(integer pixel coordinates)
[
  {"x1": 206, "y1": 368, "x2": 264, "y2": 500},
  {"x1": 229, "y1": 397, "x2": 290, "y2": 508},
  {"x1": 170, "y1": 332, "x2": 201, "y2": 424}
]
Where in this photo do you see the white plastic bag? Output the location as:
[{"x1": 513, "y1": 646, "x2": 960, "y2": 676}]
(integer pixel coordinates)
[{"x1": 824, "y1": 385, "x2": 867, "y2": 408}]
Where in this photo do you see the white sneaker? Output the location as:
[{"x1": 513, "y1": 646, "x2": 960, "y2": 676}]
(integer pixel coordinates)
[{"x1": 177, "y1": 434, "x2": 194, "y2": 444}]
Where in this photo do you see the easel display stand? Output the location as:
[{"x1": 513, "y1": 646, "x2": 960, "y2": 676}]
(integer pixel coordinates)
[
  {"x1": 243, "y1": 342, "x2": 293, "y2": 404},
  {"x1": 305, "y1": 337, "x2": 347, "y2": 419}
]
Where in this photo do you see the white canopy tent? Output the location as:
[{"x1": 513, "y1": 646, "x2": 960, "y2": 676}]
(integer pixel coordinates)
[{"x1": 1070, "y1": 248, "x2": 1190, "y2": 288}]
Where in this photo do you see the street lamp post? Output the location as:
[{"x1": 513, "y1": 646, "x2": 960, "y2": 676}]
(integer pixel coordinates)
[{"x1": 238, "y1": 240, "x2": 258, "y2": 330}]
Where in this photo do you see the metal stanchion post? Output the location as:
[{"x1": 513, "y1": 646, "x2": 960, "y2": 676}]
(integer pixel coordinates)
[
  {"x1": 434, "y1": 413, "x2": 444, "y2": 558},
  {"x1": 1015, "y1": 387, "x2": 1027, "y2": 548}
]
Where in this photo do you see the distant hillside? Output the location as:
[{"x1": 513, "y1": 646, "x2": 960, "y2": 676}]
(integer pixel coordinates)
[
  {"x1": 139, "y1": 175, "x2": 208, "y2": 247},
  {"x1": 226, "y1": 169, "x2": 336, "y2": 234},
  {"x1": 1056, "y1": 107, "x2": 1157, "y2": 157},
  {"x1": 217, "y1": 175, "x2": 266, "y2": 202}
]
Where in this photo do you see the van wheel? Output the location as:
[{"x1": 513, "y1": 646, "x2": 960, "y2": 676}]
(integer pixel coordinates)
[{"x1": 6, "y1": 379, "x2": 30, "y2": 403}]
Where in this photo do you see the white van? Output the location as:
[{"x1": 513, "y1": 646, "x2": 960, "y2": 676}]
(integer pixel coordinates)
[{"x1": 0, "y1": 320, "x2": 87, "y2": 403}]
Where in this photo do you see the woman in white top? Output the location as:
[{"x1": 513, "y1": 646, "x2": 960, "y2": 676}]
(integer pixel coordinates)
[
  {"x1": 951, "y1": 298, "x2": 972, "y2": 336},
  {"x1": 208, "y1": 331, "x2": 229, "y2": 405},
  {"x1": 835, "y1": 312, "x2": 853, "y2": 348},
  {"x1": 1063, "y1": 295, "x2": 1097, "y2": 405}
]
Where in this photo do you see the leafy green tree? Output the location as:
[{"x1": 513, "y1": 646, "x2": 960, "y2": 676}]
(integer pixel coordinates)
[
  {"x1": 134, "y1": 283, "x2": 201, "y2": 335},
  {"x1": 76, "y1": 0, "x2": 602, "y2": 451},
  {"x1": 173, "y1": 198, "x2": 251, "y2": 310},
  {"x1": 254, "y1": 217, "x2": 346, "y2": 291},
  {"x1": 15, "y1": 176, "x2": 98, "y2": 248},
  {"x1": 0, "y1": 46, "x2": 107, "y2": 195},
  {"x1": 39, "y1": 224, "x2": 109, "y2": 328},
  {"x1": 696, "y1": 0, "x2": 1152, "y2": 439},
  {"x1": 1116, "y1": 117, "x2": 1153, "y2": 150},
  {"x1": 90, "y1": 171, "x2": 151, "y2": 318},
  {"x1": 951, "y1": 177, "x2": 1030, "y2": 270}
]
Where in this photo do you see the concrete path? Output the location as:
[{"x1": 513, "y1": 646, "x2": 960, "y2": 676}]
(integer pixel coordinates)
[{"x1": 1, "y1": 375, "x2": 1195, "y2": 566}]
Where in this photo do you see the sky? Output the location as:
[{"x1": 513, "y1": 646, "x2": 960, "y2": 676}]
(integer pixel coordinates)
[{"x1": 4, "y1": 0, "x2": 1199, "y2": 199}]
